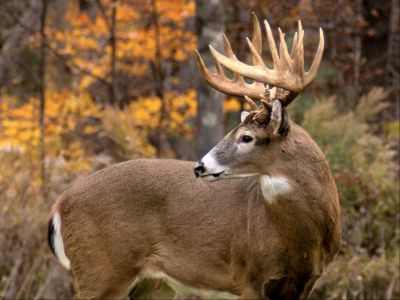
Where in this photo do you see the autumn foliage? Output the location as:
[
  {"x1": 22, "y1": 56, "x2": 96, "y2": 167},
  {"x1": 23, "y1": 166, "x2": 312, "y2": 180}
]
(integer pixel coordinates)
[{"x1": 0, "y1": 0, "x2": 399, "y2": 299}]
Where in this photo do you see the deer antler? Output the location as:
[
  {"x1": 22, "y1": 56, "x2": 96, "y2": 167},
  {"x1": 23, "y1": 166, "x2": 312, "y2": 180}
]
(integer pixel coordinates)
[{"x1": 196, "y1": 13, "x2": 324, "y2": 106}]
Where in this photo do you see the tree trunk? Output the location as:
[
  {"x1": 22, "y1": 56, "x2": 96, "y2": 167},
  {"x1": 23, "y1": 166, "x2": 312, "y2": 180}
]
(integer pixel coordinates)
[
  {"x1": 353, "y1": 0, "x2": 362, "y2": 92},
  {"x1": 387, "y1": 0, "x2": 399, "y2": 112},
  {"x1": 229, "y1": 0, "x2": 244, "y2": 122},
  {"x1": 0, "y1": 1, "x2": 42, "y2": 85},
  {"x1": 195, "y1": 0, "x2": 225, "y2": 157},
  {"x1": 39, "y1": 0, "x2": 48, "y2": 201},
  {"x1": 151, "y1": 0, "x2": 170, "y2": 157},
  {"x1": 109, "y1": 0, "x2": 117, "y2": 106}
]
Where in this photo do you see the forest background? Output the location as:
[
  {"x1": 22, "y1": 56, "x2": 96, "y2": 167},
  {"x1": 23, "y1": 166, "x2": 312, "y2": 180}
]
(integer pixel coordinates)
[{"x1": 0, "y1": 0, "x2": 399, "y2": 299}]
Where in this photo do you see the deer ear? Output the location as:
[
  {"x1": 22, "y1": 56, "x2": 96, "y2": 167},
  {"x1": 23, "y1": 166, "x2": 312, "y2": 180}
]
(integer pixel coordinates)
[
  {"x1": 269, "y1": 100, "x2": 290, "y2": 137},
  {"x1": 241, "y1": 111, "x2": 250, "y2": 122}
]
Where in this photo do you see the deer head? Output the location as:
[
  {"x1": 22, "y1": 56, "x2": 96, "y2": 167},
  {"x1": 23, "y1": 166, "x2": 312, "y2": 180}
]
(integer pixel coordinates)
[{"x1": 194, "y1": 13, "x2": 324, "y2": 183}]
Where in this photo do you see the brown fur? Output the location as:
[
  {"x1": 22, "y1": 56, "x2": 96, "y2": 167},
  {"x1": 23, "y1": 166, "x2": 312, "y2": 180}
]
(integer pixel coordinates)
[{"x1": 50, "y1": 122, "x2": 340, "y2": 300}]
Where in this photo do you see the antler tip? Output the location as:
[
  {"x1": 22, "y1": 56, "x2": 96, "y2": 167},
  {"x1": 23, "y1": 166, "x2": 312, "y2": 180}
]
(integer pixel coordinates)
[
  {"x1": 251, "y1": 12, "x2": 259, "y2": 23},
  {"x1": 297, "y1": 20, "x2": 303, "y2": 32},
  {"x1": 319, "y1": 27, "x2": 324, "y2": 38},
  {"x1": 194, "y1": 49, "x2": 204, "y2": 63},
  {"x1": 222, "y1": 34, "x2": 235, "y2": 57},
  {"x1": 319, "y1": 27, "x2": 325, "y2": 48},
  {"x1": 208, "y1": 45, "x2": 217, "y2": 56},
  {"x1": 194, "y1": 50, "x2": 211, "y2": 76}
]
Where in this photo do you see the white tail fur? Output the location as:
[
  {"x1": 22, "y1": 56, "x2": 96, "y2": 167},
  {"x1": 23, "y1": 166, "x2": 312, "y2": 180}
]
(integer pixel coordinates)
[{"x1": 52, "y1": 211, "x2": 71, "y2": 269}]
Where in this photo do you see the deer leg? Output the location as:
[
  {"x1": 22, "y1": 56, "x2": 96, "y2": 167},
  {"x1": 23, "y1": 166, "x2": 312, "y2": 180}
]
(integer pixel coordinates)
[
  {"x1": 75, "y1": 273, "x2": 139, "y2": 300},
  {"x1": 74, "y1": 270, "x2": 138, "y2": 300},
  {"x1": 299, "y1": 275, "x2": 320, "y2": 300},
  {"x1": 263, "y1": 274, "x2": 316, "y2": 300},
  {"x1": 70, "y1": 251, "x2": 140, "y2": 300}
]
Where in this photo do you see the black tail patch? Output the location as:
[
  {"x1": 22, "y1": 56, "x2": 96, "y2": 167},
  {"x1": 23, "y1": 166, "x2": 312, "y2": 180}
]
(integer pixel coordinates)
[{"x1": 48, "y1": 217, "x2": 56, "y2": 256}]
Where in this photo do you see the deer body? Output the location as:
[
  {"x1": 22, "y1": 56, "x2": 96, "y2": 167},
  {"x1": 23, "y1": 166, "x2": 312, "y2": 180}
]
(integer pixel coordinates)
[
  {"x1": 50, "y1": 124, "x2": 340, "y2": 299},
  {"x1": 49, "y1": 14, "x2": 341, "y2": 299}
]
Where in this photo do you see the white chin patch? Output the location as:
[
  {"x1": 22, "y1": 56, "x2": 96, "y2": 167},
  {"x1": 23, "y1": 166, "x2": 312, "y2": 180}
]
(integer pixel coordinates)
[
  {"x1": 259, "y1": 175, "x2": 291, "y2": 203},
  {"x1": 225, "y1": 173, "x2": 259, "y2": 179},
  {"x1": 201, "y1": 174, "x2": 224, "y2": 182}
]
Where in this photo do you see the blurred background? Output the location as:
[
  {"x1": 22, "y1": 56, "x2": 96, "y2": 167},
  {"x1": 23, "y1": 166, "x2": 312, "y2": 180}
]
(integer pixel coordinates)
[{"x1": 0, "y1": 0, "x2": 399, "y2": 299}]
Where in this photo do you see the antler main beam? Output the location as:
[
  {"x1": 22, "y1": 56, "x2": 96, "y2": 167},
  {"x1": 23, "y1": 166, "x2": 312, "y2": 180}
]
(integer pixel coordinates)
[{"x1": 195, "y1": 13, "x2": 324, "y2": 106}]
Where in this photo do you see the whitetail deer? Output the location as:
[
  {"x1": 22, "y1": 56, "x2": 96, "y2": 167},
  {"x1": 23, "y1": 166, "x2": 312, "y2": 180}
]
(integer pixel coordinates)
[{"x1": 48, "y1": 14, "x2": 340, "y2": 300}]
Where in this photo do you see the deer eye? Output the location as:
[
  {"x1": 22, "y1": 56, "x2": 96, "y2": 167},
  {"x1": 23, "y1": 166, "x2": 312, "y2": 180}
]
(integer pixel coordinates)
[{"x1": 240, "y1": 135, "x2": 254, "y2": 143}]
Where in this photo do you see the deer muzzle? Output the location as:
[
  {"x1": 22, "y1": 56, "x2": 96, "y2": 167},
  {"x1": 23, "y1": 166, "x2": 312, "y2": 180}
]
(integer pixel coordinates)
[
  {"x1": 194, "y1": 157, "x2": 226, "y2": 181},
  {"x1": 194, "y1": 162, "x2": 206, "y2": 178}
]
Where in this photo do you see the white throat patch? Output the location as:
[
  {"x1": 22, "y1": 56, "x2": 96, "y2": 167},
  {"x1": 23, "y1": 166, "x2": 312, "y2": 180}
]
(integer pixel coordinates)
[{"x1": 259, "y1": 175, "x2": 291, "y2": 203}]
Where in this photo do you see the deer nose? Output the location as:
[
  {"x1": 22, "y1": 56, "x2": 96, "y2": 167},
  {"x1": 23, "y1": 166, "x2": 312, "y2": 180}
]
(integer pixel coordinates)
[{"x1": 194, "y1": 162, "x2": 206, "y2": 178}]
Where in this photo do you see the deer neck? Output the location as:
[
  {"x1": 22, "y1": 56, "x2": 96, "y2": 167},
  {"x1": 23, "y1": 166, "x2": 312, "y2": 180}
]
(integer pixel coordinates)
[{"x1": 253, "y1": 163, "x2": 340, "y2": 272}]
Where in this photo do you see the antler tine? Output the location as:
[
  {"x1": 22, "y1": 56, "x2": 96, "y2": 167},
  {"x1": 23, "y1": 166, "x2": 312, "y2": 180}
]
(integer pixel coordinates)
[
  {"x1": 195, "y1": 49, "x2": 214, "y2": 82},
  {"x1": 223, "y1": 34, "x2": 254, "y2": 86},
  {"x1": 305, "y1": 28, "x2": 324, "y2": 85},
  {"x1": 222, "y1": 33, "x2": 242, "y2": 82},
  {"x1": 278, "y1": 28, "x2": 292, "y2": 71},
  {"x1": 293, "y1": 20, "x2": 305, "y2": 81},
  {"x1": 223, "y1": 34, "x2": 235, "y2": 58},
  {"x1": 264, "y1": 20, "x2": 280, "y2": 69},
  {"x1": 251, "y1": 12, "x2": 262, "y2": 65},
  {"x1": 244, "y1": 95, "x2": 258, "y2": 110},
  {"x1": 214, "y1": 51, "x2": 225, "y2": 76},
  {"x1": 290, "y1": 31, "x2": 298, "y2": 59},
  {"x1": 246, "y1": 37, "x2": 265, "y2": 67}
]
